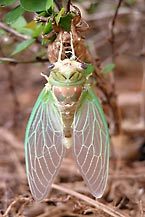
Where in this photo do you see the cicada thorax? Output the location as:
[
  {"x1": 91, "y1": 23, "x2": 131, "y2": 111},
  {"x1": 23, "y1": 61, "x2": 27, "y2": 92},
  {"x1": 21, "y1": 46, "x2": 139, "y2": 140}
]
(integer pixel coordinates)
[{"x1": 53, "y1": 86, "x2": 83, "y2": 103}]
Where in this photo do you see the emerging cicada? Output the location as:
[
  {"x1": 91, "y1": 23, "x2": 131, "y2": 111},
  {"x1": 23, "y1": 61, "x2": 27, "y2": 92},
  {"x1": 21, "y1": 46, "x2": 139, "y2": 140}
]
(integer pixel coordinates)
[{"x1": 25, "y1": 33, "x2": 110, "y2": 201}]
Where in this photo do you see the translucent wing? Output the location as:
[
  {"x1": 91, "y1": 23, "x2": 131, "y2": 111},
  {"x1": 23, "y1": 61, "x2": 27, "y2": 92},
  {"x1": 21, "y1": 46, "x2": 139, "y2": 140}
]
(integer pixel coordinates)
[
  {"x1": 25, "y1": 88, "x2": 65, "y2": 201},
  {"x1": 72, "y1": 87, "x2": 109, "y2": 198}
]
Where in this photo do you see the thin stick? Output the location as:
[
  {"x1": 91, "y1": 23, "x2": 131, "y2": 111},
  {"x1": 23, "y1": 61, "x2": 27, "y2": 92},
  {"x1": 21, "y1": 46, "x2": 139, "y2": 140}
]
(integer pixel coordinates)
[
  {"x1": 108, "y1": 0, "x2": 123, "y2": 134},
  {"x1": 0, "y1": 57, "x2": 48, "y2": 64},
  {"x1": 34, "y1": 16, "x2": 50, "y2": 22},
  {"x1": 52, "y1": 184, "x2": 126, "y2": 217},
  {"x1": 0, "y1": 22, "x2": 30, "y2": 40},
  {"x1": 54, "y1": 0, "x2": 61, "y2": 10},
  {"x1": 109, "y1": 0, "x2": 123, "y2": 66},
  {"x1": 54, "y1": 0, "x2": 63, "y2": 10},
  {"x1": 3, "y1": 197, "x2": 31, "y2": 217},
  {"x1": 66, "y1": 0, "x2": 71, "y2": 13},
  {"x1": 109, "y1": 0, "x2": 123, "y2": 49}
]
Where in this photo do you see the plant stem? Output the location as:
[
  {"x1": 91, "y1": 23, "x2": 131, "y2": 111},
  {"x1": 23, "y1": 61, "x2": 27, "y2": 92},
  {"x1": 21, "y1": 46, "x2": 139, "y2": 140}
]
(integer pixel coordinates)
[{"x1": 66, "y1": 0, "x2": 71, "y2": 13}]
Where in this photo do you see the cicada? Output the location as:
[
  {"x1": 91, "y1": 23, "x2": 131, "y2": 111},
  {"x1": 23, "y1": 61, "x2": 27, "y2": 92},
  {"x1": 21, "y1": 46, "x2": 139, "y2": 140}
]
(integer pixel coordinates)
[{"x1": 25, "y1": 34, "x2": 110, "y2": 201}]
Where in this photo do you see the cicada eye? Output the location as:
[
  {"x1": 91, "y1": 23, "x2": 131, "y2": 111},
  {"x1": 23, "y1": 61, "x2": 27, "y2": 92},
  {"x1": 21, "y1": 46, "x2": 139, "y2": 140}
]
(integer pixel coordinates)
[
  {"x1": 81, "y1": 63, "x2": 87, "y2": 69},
  {"x1": 48, "y1": 64, "x2": 55, "y2": 70}
]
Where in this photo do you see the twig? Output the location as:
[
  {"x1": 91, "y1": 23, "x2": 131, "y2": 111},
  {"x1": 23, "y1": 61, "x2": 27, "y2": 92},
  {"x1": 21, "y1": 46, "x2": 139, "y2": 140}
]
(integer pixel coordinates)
[
  {"x1": 0, "y1": 22, "x2": 31, "y2": 40},
  {"x1": 54, "y1": 0, "x2": 63, "y2": 10},
  {"x1": 34, "y1": 16, "x2": 50, "y2": 22},
  {"x1": 66, "y1": 0, "x2": 71, "y2": 13},
  {"x1": 107, "y1": 0, "x2": 123, "y2": 134},
  {"x1": 109, "y1": 0, "x2": 123, "y2": 48},
  {"x1": 0, "y1": 57, "x2": 49, "y2": 64},
  {"x1": 52, "y1": 184, "x2": 125, "y2": 217},
  {"x1": 54, "y1": 0, "x2": 61, "y2": 10},
  {"x1": 3, "y1": 197, "x2": 31, "y2": 217},
  {"x1": 109, "y1": 0, "x2": 123, "y2": 69}
]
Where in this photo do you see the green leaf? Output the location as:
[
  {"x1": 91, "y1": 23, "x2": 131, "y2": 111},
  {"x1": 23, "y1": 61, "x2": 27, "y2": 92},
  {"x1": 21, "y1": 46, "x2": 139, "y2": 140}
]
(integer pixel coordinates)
[
  {"x1": 42, "y1": 38, "x2": 48, "y2": 45},
  {"x1": 84, "y1": 64, "x2": 94, "y2": 77},
  {"x1": 3, "y1": 5, "x2": 24, "y2": 24},
  {"x1": 17, "y1": 27, "x2": 34, "y2": 36},
  {"x1": 55, "y1": 7, "x2": 65, "y2": 25},
  {"x1": 38, "y1": 8, "x2": 53, "y2": 17},
  {"x1": 12, "y1": 19, "x2": 35, "y2": 35},
  {"x1": 10, "y1": 16, "x2": 27, "y2": 29},
  {"x1": 0, "y1": 0, "x2": 17, "y2": 6},
  {"x1": 24, "y1": 21, "x2": 40, "y2": 35},
  {"x1": 102, "y1": 63, "x2": 115, "y2": 74},
  {"x1": 20, "y1": 0, "x2": 48, "y2": 12},
  {"x1": 32, "y1": 23, "x2": 44, "y2": 38},
  {"x1": 24, "y1": 21, "x2": 37, "y2": 30},
  {"x1": 9, "y1": 16, "x2": 34, "y2": 35},
  {"x1": 43, "y1": 20, "x2": 52, "y2": 34},
  {"x1": 11, "y1": 38, "x2": 35, "y2": 56},
  {"x1": 46, "y1": 0, "x2": 53, "y2": 11},
  {"x1": 11, "y1": 18, "x2": 42, "y2": 37},
  {"x1": 38, "y1": 11, "x2": 48, "y2": 17},
  {"x1": 59, "y1": 13, "x2": 73, "y2": 31}
]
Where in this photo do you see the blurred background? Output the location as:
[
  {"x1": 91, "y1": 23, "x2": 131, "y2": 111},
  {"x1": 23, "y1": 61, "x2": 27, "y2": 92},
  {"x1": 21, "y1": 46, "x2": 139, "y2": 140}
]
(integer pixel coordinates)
[{"x1": 0, "y1": 0, "x2": 145, "y2": 216}]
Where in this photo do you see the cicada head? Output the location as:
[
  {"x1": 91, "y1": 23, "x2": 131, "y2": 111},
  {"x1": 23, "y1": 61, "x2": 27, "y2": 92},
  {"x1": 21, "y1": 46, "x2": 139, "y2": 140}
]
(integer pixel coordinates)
[{"x1": 49, "y1": 59, "x2": 86, "y2": 86}]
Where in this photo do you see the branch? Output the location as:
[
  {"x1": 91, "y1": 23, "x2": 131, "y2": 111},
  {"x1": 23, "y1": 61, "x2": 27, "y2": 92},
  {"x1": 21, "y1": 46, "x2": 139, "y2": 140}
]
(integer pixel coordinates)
[
  {"x1": 0, "y1": 57, "x2": 49, "y2": 64},
  {"x1": 66, "y1": 0, "x2": 71, "y2": 13},
  {"x1": 52, "y1": 184, "x2": 125, "y2": 217},
  {"x1": 3, "y1": 197, "x2": 31, "y2": 217},
  {"x1": 0, "y1": 21, "x2": 31, "y2": 40},
  {"x1": 109, "y1": 0, "x2": 123, "y2": 47},
  {"x1": 107, "y1": 0, "x2": 123, "y2": 134},
  {"x1": 54, "y1": 0, "x2": 62, "y2": 10}
]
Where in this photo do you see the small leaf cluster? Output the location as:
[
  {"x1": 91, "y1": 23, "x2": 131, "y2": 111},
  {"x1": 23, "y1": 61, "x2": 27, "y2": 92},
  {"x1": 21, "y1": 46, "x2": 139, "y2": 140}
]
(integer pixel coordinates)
[
  {"x1": 0, "y1": 0, "x2": 75, "y2": 57},
  {"x1": 37, "y1": 8, "x2": 74, "y2": 40}
]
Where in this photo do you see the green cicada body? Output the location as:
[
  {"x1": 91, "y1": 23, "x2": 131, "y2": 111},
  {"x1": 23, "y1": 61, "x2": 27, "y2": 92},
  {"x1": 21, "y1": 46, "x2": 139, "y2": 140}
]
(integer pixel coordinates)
[{"x1": 25, "y1": 53, "x2": 110, "y2": 201}]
